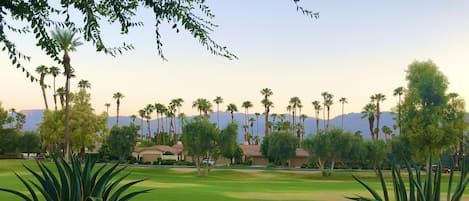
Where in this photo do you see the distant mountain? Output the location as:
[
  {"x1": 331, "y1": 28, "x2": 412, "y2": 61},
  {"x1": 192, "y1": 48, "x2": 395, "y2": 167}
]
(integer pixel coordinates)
[{"x1": 20, "y1": 110, "x2": 469, "y2": 143}]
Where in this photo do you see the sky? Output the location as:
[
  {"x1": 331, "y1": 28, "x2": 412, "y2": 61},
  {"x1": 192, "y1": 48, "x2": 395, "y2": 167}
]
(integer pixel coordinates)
[{"x1": 1, "y1": 0, "x2": 469, "y2": 118}]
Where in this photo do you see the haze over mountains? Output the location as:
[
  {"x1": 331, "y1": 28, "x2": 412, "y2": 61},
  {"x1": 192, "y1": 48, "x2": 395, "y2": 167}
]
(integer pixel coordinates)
[{"x1": 20, "y1": 109, "x2": 469, "y2": 142}]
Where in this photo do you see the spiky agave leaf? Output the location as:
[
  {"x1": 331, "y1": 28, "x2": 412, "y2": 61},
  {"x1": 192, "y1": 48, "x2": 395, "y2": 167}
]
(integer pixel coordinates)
[{"x1": 0, "y1": 155, "x2": 150, "y2": 201}]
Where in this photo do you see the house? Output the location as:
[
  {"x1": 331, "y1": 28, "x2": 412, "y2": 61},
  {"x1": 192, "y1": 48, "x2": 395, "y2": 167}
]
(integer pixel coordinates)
[
  {"x1": 239, "y1": 144, "x2": 268, "y2": 166},
  {"x1": 132, "y1": 145, "x2": 181, "y2": 162}
]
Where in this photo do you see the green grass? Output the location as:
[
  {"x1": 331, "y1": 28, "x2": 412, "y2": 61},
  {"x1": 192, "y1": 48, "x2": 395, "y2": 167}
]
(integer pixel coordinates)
[{"x1": 0, "y1": 159, "x2": 466, "y2": 201}]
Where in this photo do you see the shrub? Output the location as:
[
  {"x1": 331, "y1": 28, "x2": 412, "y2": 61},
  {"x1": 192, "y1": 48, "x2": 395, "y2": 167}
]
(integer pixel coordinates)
[
  {"x1": 0, "y1": 155, "x2": 150, "y2": 201},
  {"x1": 347, "y1": 155, "x2": 468, "y2": 201}
]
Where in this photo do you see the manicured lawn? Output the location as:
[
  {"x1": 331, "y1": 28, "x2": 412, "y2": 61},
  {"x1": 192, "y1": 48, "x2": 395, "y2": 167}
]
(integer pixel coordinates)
[{"x1": 0, "y1": 159, "x2": 466, "y2": 201}]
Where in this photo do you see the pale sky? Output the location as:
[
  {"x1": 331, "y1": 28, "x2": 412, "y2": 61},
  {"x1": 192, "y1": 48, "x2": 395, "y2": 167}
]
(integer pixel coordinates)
[{"x1": 1, "y1": 1, "x2": 468, "y2": 118}]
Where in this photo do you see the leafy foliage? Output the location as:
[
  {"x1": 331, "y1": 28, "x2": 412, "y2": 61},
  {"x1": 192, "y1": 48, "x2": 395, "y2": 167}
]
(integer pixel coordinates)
[
  {"x1": 17, "y1": 130, "x2": 41, "y2": 156},
  {"x1": 0, "y1": 128, "x2": 18, "y2": 154},
  {"x1": 261, "y1": 131, "x2": 299, "y2": 166},
  {"x1": 303, "y1": 127, "x2": 356, "y2": 176},
  {"x1": 109, "y1": 125, "x2": 139, "y2": 161},
  {"x1": 0, "y1": 155, "x2": 150, "y2": 201},
  {"x1": 181, "y1": 117, "x2": 219, "y2": 176},
  {"x1": 218, "y1": 122, "x2": 242, "y2": 163},
  {"x1": 400, "y1": 60, "x2": 464, "y2": 160}
]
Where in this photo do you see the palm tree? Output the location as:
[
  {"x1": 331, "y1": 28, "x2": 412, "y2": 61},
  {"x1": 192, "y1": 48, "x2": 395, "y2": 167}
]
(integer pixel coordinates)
[
  {"x1": 312, "y1": 100, "x2": 322, "y2": 133},
  {"x1": 51, "y1": 27, "x2": 82, "y2": 161},
  {"x1": 286, "y1": 105, "x2": 292, "y2": 123},
  {"x1": 113, "y1": 92, "x2": 124, "y2": 126},
  {"x1": 261, "y1": 88, "x2": 274, "y2": 136},
  {"x1": 104, "y1": 103, "x2": 111, "y2": 114},
  {"x1": 300, "y1": 114, "x2": 307, "y2": 141},
  {"x1": 171, "y1": 98, "x2": 184, "y2": 133},
  {"x1": 78, "y1": 79, "x2": 91, "y2": 90},
  {"x1": 167, "y1": 101, "x2": 177, "y2": 141},
  {"x1": 226, "y1": 103, "x2": 238, "y2": 122},
  {"x1": 289, "y1": 97, "x2": 301, "y2": 133},
  {"x1": 339, "y1": 97, "x2": 348, "y2": 129},
  {"x1": 393, "y1": 87, "x2": 405, "y2": 134},
  {"x1": 56, "y1": 87, "x2": 66, "y2": 109},
  {"x1": 361, "y1": 103, "x2": 377, "y2": 140},
  {"x1": 130, "y1": 114, "x2": 137, "y2": 125},
  {"x1": 178, "y1": 112, "x2": 187, "y2": 140},
  {"x1": 249, "y1": 117, "x2": 255, "y2": 137},
  {"x1": 242, "y1": 101, "x2": 253, "y2": 144},
  {"x1": 36, "y1": 65, "x2": 50, "y2": 110},
  {"x1": 192, "y1": 98, "x2": 212, "y2": 117},
  {"x1": 255, "y1": 112, "x2": 260, "y2": 136},
  {"x1": 321, "y1": 92, "x2": 333, "y2": 131},
  {"x1": 49, "y1": 66, "x2": 61, "y2": 111},
  {"x1": 213, "y1": 96, "x2": 224, "y2": 128},
  {"x1": 138, "y1": 109, "x2": 146, "y2": 138},
  {"x1": 154, "y1": 103, "x2": 165, "y2": 133},
  {"x1": 144, "y1": 104, "x2": 154, "y2": 140},
  {"x1": 371, "y1": 93, "x2": 386, "y2": 139}
]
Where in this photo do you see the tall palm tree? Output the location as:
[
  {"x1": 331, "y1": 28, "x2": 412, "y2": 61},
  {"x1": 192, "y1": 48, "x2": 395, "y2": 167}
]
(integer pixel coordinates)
[
  {"x1": 226, "y1": 103, "x2": 238, "y2": 122},
  {"x1": 105, "y1": 103, "x2": 111, "y2": 114},
  {"x1": 286, "y1": 105, "x2": 292, "y2": 123},
  {"x1": 178, "y1": 112, "x2": 187, "y2": 139},
  {"x1": 339, "y1": 97, "x2": 348, "y2": 129},
  {"x1": 51, "y1": 27, "x2": 82, "y2": 161},
  {"x1": 261, "y1": 88, "x2": 273, "y2": 136},
  {"x1": 154, "y1": 103, "x2": 164, "y2": 133},
  {"x1": 192, "y1": 98, "x2": 212, "y2": 117},
  {"x1": 56, "y1": 87, "x2": 66, "y2": 109},
  {"x1": 167, "y1": 101, "x2": 177, "y2": 141},
  {"x1": 130, "y1": 114, "x2": 137, "y2": 125},
  {"x1": 113, "y1": 92, "x2": 124, "y2": 126},
  {"x1": 36, "y1": 65, "x2": 50, "y2": 110},
  {"x1": 138, "y1": 109, "x2": 146, "y2": 138},
  {"x1": 249, "y1": 117, "x2": 255, "y2": 137},
  {"x1": 312, "y1": 100, "x2": 322, "y2": 133},
  {"x1": 254, "y1": 112, "x2": 260, "y2": 136},
  {"x1": 361, "y1": 103, "x2": 377, "y2": 140},
  {"x1": 49, "y1": 66, "x2": 61, "y2": 111},
  {"x1": 171, "y1": 98, "x2": 184, "y2": 133},
  {"x1": 213, "y1": 96, "x2": 224, "y2": 128},
  {"x1": 242, "y1": 101, "x2": 253, "y2": 144},
  {"x1": 321, "y1": 92, "x2": 333, "y2": 131},
  {"x1": 144, "y1": 104, "x2": 154, "y2": 139},
  {"x1": 78, "y1": 79, "x2": 91, "y2": 89},
  {"x1": 299, "y1": 114, "x2": 307, "y2": 141},
  {"x1": 393, "y1": 87, "x2": 405, "y2": 134},
  {"x1": 289, "y1": 97, "x2": 301, "y2": 133},
  {"x1": 371, "y1": 93, "x2": 386, "y2": 139}
]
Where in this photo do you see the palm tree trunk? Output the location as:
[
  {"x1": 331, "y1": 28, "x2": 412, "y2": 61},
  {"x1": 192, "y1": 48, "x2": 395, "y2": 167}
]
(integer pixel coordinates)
[
  {"x1": 64, "y1": 67, "x2": 71, "y2": 162},
  {"x1": 341, "y1": 103, "x2": 344, "y2": 129},
  {"x1": 231, "y1": 112, "x2": 234, "y2": 122},
  {"x1": 116, "y1": 100, "x2": 120, "y2": 126},
  {"x1": 41, "y1": 83, "x2": 49, "y2": 110},
  {"x1": 376, "y1": 103, "x2": 380, "y2": 139},
  {"x1": 264, "y1": 107, "x2": 269, "y2": 136},
  {"x1": 326, "y1": 107, "x2": 330, "y2": 130},
  {"x1": 217, "y1": 104, "x2": 220, "y2": 128},
  {"x1": 53, "y1": 77, "x2": 57, "y2": 111}
]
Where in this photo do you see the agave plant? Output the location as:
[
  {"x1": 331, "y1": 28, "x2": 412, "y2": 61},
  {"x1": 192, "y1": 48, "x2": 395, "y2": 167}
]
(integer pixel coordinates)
[
  {"x1": 347, "y1": 156, "x2": 468, "y2": 201},
  {"x1": 0, "y1": 155, "x2": 150, "y2": 201}
]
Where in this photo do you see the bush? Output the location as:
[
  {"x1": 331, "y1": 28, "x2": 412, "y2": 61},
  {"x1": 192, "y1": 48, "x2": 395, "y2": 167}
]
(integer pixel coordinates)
[
  {"x1": 0, "y1": 155, "x2": 150, "y2": 200},
  {"x1": 160, "y1": 159, "x2": 177, "y2": 165},
  {"x1": 347, "y1": 155, "x2": 468, "y2": 201}
]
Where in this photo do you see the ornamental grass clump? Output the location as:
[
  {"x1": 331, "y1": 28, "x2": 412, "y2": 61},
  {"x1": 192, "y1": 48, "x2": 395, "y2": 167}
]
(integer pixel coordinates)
[
  {"x1": 347, "y1": 155, "x2": 468, "y2": 201},
  {"x1": 0, "y1": 155, "x2": 150, "y2": 201}
]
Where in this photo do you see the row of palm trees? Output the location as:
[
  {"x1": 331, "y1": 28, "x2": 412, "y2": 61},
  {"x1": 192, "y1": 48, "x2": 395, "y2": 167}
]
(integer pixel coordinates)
[{"x1": 103, "y1": 88, "x2": 356, "y2": 144}]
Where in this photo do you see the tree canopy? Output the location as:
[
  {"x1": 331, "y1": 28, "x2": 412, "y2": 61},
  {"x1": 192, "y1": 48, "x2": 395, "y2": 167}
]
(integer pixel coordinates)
[
  {"x1": 261, "y1": 131, "x2": 299, "y2": 166},
  {"x1": 400, "y1": 60, "x2": 466, "y2": 161},
  {"x1": 108, "y1": 125, "x2": 138, "y2": 161},
  {"x1": 1, "y1": 0, "x2": 317, "y2": 81}
]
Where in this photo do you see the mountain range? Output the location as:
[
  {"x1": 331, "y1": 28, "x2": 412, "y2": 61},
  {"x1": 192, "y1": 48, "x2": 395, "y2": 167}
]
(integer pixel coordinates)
[{"x1": 19, "y1": 109, "x2": 469, "y2": 142}]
